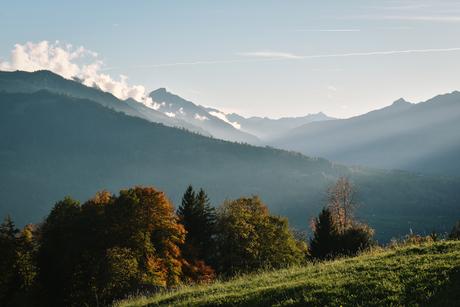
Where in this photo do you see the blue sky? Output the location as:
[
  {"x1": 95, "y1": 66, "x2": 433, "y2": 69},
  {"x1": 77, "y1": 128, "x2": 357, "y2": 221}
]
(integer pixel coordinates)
[{"x1": 1, "y1": 0, "x2": 460, "y2": 119}]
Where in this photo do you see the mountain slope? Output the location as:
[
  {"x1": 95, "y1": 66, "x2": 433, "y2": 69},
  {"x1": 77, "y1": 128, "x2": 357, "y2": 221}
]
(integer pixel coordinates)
[
  {"x1": 149, "y1": 88, "x2": 264, "y2": 145},
  {"x1": 0, "y1": 70, "x2": 144, "y2": 117},
  {"x1": 272, "y1": 92, "x2": 460, "y2": 176},
  {"x1": 0, "y1": 70, "x2": 217, "y2": 135},
  {"x1": 1, "y1": 90, "x2": 459, "y2": 244}
]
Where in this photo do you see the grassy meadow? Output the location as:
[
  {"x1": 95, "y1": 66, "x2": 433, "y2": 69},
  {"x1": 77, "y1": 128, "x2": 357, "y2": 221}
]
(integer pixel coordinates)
[{"x1": 113, "y1": 240, "x2": 460, "y2": 307}]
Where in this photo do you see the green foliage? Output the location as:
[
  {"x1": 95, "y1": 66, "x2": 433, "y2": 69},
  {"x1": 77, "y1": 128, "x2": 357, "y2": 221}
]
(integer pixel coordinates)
[
  {"x1": 215, "y1": 196, "x2": 305, "y2": 276},
  {"x1": 448, "y1": 220, "x2": 460, "y2": 241},
  {"x1": 113, "y1": 241, "x2": 460, "y2": 307},
  {"x1": 431, "y1": 229, "x2": 440, "y2": 242},
  {"x1": 35, "y1": 195, "x2": 82, "y2": 306},
  {"x1": 0, "y1": 216, "x2": 37, "y2": 307},
  {"x1": 308, "y1": 208, "x2": 340, "y2": 260},
  {"x1": 338, "y1": 225, "x2": 376, "y2": 256}
]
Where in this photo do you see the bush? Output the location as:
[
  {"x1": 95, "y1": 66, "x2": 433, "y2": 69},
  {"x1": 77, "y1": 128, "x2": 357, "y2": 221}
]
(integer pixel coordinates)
[
  {"x1": 448, "y1": 221, "x2": 460, "y2": 241},
  {"x1": 338, "y1": 226, "x2": 376, "y2": 256}
]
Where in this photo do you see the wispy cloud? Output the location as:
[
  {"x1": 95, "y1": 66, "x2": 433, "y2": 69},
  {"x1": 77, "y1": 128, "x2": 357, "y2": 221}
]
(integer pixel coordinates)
[
  {"x1": 377, "y1": 15, "x2": 460, "y2": 22},
  {"x1": 259, "y1": 29, "x2": 360, "y2": 32},
  {"x1": 379, "y1": 26, "x2": 413, "y2": 30},
  {"x1": 373, "y1": 4, "x2": 432, "y2": 11},
  {"x1": 99, "y1": 57, "x2": 290, "y2": 71},
  {"x1": 235, "y1": 52, "x2": 301, "y2": 59},
  {"x1": 100, "y1": 47, "x2": 460, "y2": 71},
  {"x1": 295, "y1": 47, "x2": 460, "y2": 59}
]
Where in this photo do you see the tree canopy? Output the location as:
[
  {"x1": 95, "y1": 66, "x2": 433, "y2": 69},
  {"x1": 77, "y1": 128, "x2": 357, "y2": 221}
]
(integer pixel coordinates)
[{"x1": 215, "y1": 195, "x2": 305, "y2": 275}]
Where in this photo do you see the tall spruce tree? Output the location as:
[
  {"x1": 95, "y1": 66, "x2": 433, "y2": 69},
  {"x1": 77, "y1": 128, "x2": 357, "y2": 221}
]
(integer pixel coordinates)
[
  {"x1": 177, "y1": 185, "x2": 216, "y2": 265},
  {"x1": 309, "y1": 208, "x2": 340, "y2": 260}
]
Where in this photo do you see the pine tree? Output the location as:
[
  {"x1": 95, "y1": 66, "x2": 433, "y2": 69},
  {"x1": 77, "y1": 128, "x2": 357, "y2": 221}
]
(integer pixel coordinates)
[
  {"x1": 177, "y1": 185, "x2": 216, "y2": 265},
  {"x1": 309, "y1": 208, "x2": 339, "y2": 260}
]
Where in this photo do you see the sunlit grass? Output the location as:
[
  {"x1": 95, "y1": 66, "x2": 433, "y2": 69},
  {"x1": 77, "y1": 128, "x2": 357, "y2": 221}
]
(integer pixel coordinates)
[{"x1": 113, "y1": 241, "x2": 460, "y2": 307}]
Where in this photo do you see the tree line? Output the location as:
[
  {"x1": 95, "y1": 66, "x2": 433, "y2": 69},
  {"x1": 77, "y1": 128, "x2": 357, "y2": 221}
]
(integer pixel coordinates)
[{"x1": 0, "y1": 176, "x2": 422, "y2": 307}]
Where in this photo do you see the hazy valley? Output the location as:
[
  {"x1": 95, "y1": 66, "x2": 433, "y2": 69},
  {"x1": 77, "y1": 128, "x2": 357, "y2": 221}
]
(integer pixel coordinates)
[{"x1": 1, "y1": 70, "x2": 459, "y2": 246}]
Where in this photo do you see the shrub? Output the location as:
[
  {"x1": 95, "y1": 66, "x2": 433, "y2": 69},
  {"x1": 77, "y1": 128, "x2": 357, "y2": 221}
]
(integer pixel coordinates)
[
  {"x1": 338, "y1": 225, "x2": 376, "y2": 256},
  {"x1": 448, "y1": 221, "x2": 460, "y2": 241}
]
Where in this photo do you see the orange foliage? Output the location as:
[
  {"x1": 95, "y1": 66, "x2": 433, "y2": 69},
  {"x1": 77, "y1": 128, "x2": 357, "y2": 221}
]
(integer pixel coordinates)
[{"x1": 80, "y1": 185, "x2": 212, "y2": 287}]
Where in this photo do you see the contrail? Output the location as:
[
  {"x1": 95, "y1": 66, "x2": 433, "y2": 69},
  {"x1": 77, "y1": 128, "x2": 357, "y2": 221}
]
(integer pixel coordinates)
[
  {"x1": 297, "y1": 47, "x2": 460, "y2": 59},
  {"x1": 99, "y1": 47, "x2": 460, "y2": 71},
  {"x1": 99, "y1": 57, "x2": 289, "y2": 71}
]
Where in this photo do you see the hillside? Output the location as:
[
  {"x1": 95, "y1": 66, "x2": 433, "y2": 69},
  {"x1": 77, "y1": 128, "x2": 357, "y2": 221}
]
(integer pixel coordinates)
[
  {"x1": 114, "y1": 241, "x2": 460, "y2": 307},
  {"x1": 148, "y1": 88, "x2": 264, "y2": 145},
  {"x1": 0, "y1": 70, "x2": 216, "y2": 135},
  {"x1": 1, "y1": 90, "x2": 459, "y2": 244},
  {"x1": 272, "y1": 92, "x2": 460, "y2": 176}
]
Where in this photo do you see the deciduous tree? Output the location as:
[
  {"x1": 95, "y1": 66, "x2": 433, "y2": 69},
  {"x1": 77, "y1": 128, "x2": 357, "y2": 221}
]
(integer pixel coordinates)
[
  {"x1": 215, "y1": 196, "x2": 304, "y2": 276},
  {"x1": 322, "y1": 175, "x2": 362, "y2": 234}
]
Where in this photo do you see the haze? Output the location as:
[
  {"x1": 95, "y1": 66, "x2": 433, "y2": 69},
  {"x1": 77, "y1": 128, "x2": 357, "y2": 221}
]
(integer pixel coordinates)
[{"x1": 1, "y1": 0, "x2": 460, "y2": 119}]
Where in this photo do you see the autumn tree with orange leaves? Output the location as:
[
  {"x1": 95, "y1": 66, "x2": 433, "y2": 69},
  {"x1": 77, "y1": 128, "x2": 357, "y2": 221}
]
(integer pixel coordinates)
[
  {"x1": 35, "y1": 186, "x2": 213, "y2": 307},
  {"x1": 322, "y1": 175, "x2": 362, "y2": 234}
]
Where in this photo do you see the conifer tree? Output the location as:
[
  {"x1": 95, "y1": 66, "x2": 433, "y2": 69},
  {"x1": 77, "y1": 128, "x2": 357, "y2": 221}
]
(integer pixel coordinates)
[
  {"x1": 309, "y1": 208, "x2": 339, "y2": 260},
  {"x1": 177, "y1": 185, "x2": 216, "y2": 265}
]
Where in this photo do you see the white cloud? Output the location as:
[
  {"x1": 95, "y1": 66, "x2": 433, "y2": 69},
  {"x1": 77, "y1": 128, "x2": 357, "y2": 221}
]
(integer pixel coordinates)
[
  {"x1": 177, "y1": 108, "x2": 186, "y2": 116},
  {"x1": 195, "y1": 113, "x2": 209, "y2": 121},
  {"x1": 0, "y1": 40, "x2": 93, "y2": 77},
  {"x1": 165, "y1": 112, "x2": 176, "y2": 117},
  {"x1": 143, "y1": 97, "x2": 161, "y2": 111},
  {"x1": 209, "y1": 111, "x2": 241, "y2": 129},
  {"x1": 0, "y1": 40, "x2": 154, "y2": 107}
]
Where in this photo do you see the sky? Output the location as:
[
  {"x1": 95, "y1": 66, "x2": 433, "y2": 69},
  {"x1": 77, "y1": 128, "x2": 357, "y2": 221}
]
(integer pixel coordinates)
[{"x1": 1, "y1": 0, "x2": 460, "y2": 119}]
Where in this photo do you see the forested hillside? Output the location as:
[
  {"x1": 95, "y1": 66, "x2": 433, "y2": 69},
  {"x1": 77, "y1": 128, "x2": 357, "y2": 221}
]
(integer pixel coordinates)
[{"x1": 1, "y1": 90, "x2": 459, "y2": 243}]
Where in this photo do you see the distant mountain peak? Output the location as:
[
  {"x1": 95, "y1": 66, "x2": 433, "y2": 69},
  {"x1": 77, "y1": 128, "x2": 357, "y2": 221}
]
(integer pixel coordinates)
[
  {"x1": 152, "y1": 87, "x2": 168, "y2": 94},
  {"x1": 392, "y1": 98, "x2": 410, "y2": 106}
]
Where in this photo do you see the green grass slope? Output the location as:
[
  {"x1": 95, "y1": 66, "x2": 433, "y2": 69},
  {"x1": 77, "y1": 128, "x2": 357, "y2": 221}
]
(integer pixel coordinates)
[{"x1": 114, "y1": 241, "x2": 460, "y2": 307}]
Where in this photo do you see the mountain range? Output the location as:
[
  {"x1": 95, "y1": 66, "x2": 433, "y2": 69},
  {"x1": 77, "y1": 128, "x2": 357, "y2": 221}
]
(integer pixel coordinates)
[
  {"x1": 0, "y1": 70, "x2": 337, "y2": 147},
  {"x1": 272, "y1": 93, "x2": 460, "y2": 176},
  {"x1": 1, "y1": 69, "x2": 459, "y2": 244}
]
